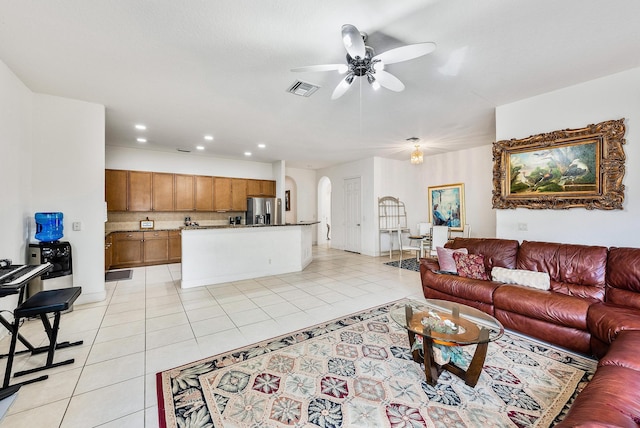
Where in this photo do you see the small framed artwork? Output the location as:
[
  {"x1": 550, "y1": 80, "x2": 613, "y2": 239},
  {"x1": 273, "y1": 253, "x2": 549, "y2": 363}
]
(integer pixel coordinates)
[
  {"x1": 428, "y1": 183, "x2": 465, "y2": 232},
  {"x1": 140, "y1": 220, "x2": 154, "y2": 229},
  {"x1": 492, "y1": 118, "x2": 626, "y2": 210},
  {"x1": 285, "y1": 190, "x2": 291, "y2": 211}
]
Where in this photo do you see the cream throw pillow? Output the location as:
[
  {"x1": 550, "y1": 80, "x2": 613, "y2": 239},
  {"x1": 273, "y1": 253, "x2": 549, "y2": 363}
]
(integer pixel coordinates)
[{"x1": 491, "y1": 267, "x2": 550, "y2": 290}]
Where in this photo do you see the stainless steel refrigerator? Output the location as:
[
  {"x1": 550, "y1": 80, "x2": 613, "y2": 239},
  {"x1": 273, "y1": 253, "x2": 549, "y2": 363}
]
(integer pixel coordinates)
[{"x1": 246, "y1": 197, "x2": 283, "y2": 225}]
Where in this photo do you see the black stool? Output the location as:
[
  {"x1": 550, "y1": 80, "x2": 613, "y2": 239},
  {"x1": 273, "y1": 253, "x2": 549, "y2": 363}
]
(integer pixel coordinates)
[{"x1": 3, "y1": 287, "x2": 83, "y2": 389}]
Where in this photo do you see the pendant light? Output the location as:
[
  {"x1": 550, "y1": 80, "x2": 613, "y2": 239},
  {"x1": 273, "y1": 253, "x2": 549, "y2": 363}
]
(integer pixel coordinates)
[{"x1": 408, "y1": 137, "x2": 423, "y2": 164}]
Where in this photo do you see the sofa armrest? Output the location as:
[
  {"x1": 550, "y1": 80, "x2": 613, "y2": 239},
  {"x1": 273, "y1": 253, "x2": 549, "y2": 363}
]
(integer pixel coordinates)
[{"x1": 420, "y1": 257, "x2": 440, "y2": 272}]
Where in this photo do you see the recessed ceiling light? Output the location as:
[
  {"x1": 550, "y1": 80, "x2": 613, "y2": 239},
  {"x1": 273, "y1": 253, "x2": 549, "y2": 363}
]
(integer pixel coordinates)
[
  {"x1": 135, "y1": 124, "x2": 146, "y2": 130},
  {"x1": 196, "y1": 145, "x2": 205, "y2": 150},
  {"x1": 137, "y1": 138, "x2": 147, "y2": 143},
  {"x1": 204, "y1": 135, "x2": 214, "y2": 141},
  {"x1": 258, "y1": 143, "x2": 266, "y2": 149},
  {"x1": 244, "y1": 151, "x2": 252, "y2": 157}
]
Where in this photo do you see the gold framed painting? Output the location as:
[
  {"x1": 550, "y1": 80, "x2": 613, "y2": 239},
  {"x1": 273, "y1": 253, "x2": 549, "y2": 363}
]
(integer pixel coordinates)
[
  {"x1": 428, "y1": 183, "x2": 465, "y2": 232},
  {"x1": 492, "y1": 118, "x2": 626, "y2": 210}
]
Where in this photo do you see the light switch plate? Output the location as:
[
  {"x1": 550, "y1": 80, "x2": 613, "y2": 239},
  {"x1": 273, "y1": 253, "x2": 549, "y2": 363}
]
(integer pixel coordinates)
[{"x1": 72, "y1": 221, "x2": 82, "y2": 231}]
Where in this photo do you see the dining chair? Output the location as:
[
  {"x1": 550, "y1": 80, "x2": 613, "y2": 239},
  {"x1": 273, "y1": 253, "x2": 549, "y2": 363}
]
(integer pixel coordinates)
[
  {"x1": 417, "y1": 222, "x2": 432, "y2": 258},
  {"x1": 430, "y1": 225, "x2": 450, "y2": 257},
  {"x1": 397, "y1": 225, "x2": 421, "y2": 268}
]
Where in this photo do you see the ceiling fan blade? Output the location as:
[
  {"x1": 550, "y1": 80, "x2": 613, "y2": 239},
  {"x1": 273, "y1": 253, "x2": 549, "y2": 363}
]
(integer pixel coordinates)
[
  {"x1": 374, "y1": 70, "x2": 405, "y2": 92},
  {"x1": 373, "y1": 42, "x2": 436, "y2": 65},
  {"x1": 291, "y1": 64, "x2": 346, "y2": 73},
  {"x1": 341, "y1": 24, "x2": 366, "y2": 59},
  {"x1": 331, "y1": 74, "x2": 354, "y2": 100}
]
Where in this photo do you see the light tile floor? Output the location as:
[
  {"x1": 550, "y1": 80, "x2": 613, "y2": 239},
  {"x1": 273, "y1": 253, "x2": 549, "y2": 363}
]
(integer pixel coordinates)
[{"x1": 0, "y1": 246, "x2": 423, "y2": 427}]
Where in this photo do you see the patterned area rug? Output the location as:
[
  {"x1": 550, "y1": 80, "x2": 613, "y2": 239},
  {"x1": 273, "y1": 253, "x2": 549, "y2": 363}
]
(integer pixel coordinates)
[
  {"x1": 384, "y1": 258, "x2": 421, "y2": 271},
  {"x1": 157, "y1": 301, "x2": 596, "y2": 427}
]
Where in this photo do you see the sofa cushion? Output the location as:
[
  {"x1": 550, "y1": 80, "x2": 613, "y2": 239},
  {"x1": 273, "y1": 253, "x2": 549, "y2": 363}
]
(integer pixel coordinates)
[
  {"x1": 493, "y1": 285, "x2": 590, "y2": 330},
  {"x1": 517, "y1": 240, "x2": 607, "y2": 301},
  {"x1": 436, "y1": 247, "x2": 467, "y2": 273},
  {"x1": 491, "y1": 267, "x2": 550, "y2": 290},
  {"x1": 446, "y1": 238, "x2": 519, "y2": 272},
  {"x1": 606, "y1": 247, "x2": 640, "y2": 310},
  {"x1": 453, "y1": 252, "x2": 488, "y2": 280},
  {"x1": 587, "y1": 302, "x2": 640, "y2": 344}
]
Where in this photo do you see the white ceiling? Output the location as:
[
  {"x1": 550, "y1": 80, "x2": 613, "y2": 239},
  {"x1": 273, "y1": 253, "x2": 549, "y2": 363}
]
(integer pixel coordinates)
[{"x1": 1, "y1": 1, "x2": 640, "y2": 169}]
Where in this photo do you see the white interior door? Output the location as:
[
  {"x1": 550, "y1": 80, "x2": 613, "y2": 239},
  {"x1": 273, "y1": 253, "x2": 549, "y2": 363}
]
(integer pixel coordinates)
[{"x1": 344, "y1": 177, "x2": 361, "y2": 253}]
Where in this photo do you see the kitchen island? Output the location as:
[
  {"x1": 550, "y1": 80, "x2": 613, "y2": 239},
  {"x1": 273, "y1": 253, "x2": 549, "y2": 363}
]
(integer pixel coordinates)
[{"x1": 180, "y1": 223, "x2": 316, "y2": 288}]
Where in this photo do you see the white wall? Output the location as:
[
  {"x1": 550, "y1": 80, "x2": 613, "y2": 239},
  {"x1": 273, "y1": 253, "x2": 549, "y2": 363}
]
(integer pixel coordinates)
[
  {"x1": 417, "y1": 145, "x2": 496, "y2": 239},
  {"x1": 285, "y1": 167, "x2": 317, "y2": 222},
  {"x1": 32, "y1": 94, "x2": 106, "y2": 304},
  {"x1": 0, "y1": 60, "x2": 34, "y2": 313},
  {"x1": 0, "y1": 58, "x2": 106, "y2": 309},
  {"x1": 106, "y1": 145, "x2": 275, "y2": 179},
  {"x1": 495, "y1": 67, "x2": 640, "y2": 247}
]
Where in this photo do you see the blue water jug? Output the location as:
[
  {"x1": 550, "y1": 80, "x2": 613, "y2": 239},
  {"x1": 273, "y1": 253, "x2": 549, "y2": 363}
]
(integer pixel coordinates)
[{"x1": 35, "y1": 212, "x2": 64, "y2": 242}]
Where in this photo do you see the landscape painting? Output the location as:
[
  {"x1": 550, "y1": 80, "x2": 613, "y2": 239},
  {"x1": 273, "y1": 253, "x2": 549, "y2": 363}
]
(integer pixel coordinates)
[
  {"x1": 508, "y1": 140, "x2": 598, "y2": 195},
  {"x1": 492, "y1": 118, "x2": 626, "y2": 210}
]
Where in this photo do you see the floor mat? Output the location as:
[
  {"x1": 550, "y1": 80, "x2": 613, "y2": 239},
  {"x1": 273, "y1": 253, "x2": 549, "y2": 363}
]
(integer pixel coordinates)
[{"x1": 105, "y1": 269, "x2": 133, "y2": 282}]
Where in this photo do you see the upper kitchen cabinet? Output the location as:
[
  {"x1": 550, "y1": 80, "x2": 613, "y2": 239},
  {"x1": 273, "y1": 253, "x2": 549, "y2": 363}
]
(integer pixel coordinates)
[
  {"x1": 247, "y1": 179, "x2": 276, "y2": 197},
  {"x1": 195, "y1": 175, "x2": 214, "y2": 211},
  {"x1": 231, "y1": 179, "x2": 248, "y2": 211},
  {"x1": 175, "y1": 174, "x2": 195, "y2": 211},
  {"x1": 213, "y1": 177, "x2": 232, "y2": 211},
  {"x1": 105, "y1": 169, "x2": 128, "y2": 211},
  {"x1": 152, "y1": 173, "x2": 175, "y2": 211},
  {"x1": 128, "y1": 171, "x2": 152, "y2": 212},
  {"x1": 262, "y1": 180, "x2": 276, "y2": 197}
]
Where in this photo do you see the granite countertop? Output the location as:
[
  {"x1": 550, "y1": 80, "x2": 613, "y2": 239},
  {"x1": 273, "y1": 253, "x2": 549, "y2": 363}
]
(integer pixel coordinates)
[
  {"x1": 105, "y1": 228, "x2": 180, "y2": 237},
  {"x1": 181, "y1": 222, "x2": 319, "y2": 230}
]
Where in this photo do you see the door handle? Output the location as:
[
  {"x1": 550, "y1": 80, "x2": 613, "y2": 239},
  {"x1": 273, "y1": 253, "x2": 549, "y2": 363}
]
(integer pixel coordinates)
[{"x1": 357, "y1": 224, "x2": 361, "y2": 226}]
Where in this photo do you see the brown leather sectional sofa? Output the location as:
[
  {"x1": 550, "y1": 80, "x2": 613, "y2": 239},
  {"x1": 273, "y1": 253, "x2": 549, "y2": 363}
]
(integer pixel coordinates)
[{"x1": 420, "y1": 238, "x2": 640, "y2": 427}]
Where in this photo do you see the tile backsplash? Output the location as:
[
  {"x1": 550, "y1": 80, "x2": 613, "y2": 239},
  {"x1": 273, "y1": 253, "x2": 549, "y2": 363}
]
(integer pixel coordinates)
[{"x1": 105, "y1": 211, "x2": 246, "y2": 232}]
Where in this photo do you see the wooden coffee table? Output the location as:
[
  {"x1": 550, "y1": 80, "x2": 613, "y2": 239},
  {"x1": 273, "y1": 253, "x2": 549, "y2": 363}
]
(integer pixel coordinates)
[{"x1": 390, "y1": 299, "x2": 504, "y2": 387}]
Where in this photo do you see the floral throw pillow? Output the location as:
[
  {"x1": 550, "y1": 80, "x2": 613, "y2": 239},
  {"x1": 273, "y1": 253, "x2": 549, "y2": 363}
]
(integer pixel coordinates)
[{"x1": 453, "y1": 252, "x2": 488, "y2": 280}]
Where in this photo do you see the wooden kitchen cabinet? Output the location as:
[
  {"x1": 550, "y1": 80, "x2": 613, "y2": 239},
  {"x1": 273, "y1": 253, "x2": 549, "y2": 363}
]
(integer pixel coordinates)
[
  {"x1": 105, "y1": 169, "x2": 128, "y2": 211},
  {"x1": 262, "y1": 180, "x2": 276, "y2": 197},
  {"x1": 105, "y1": 234, "x2": 113, "y2": 272},
  {"x1": 128, "y1": 171, "x2": 152, "y2": 212},
  {"x1": 112, "y1": 232, "x2": 144, "y2": 267},
  {"x1": 152, "y1": 173, "x2": 175, "y2": 211},
  {"x1": 231, "y1": 179, "x2": 248, "y2": 211},
  {"x1": 175, "y1": 174, "x2": 195, "y2": 211},
  {"x1": 168, "y1": 230, "x2": 181, "y2": 263},
  {"x1": 143, "y1": 230, "x2": 169, "y2": 264},
  {"x1": 213, "y1": 177, "x2": 232, "y2": 211},
  {"x1": 247, "y1": 179, "x2": 276, "y2": 197},
  {"x1": 194, "y1": 175, "x2": 214, "y2": 211}
]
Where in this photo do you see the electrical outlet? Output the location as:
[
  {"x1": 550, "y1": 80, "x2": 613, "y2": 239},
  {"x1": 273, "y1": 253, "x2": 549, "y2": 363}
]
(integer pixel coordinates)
[
  {"x1": 517, "y1": 222, "x2": 528, "y2": 231},
  {"x1": 72, "y1": 221, "x2": 82, "y2": 231}
]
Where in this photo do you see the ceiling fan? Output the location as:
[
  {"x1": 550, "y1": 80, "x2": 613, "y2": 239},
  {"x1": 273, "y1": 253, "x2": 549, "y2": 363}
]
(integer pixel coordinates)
[{"x1": 291, "y1": 24, "x2": 436, "y2": 100}]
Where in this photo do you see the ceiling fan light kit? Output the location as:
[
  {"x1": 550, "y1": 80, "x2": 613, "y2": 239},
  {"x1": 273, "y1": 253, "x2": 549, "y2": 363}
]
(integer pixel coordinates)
[{"x1": 292, "y1": 24, "x2": 435, "y2": 99}]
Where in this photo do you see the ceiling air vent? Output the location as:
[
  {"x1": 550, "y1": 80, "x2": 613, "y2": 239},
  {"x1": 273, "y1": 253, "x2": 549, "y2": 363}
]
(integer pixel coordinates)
[
  {"x1": 287, "y1": 80, "x2": 320, "y2": 97},
  {"x1": 177, "y1": 148, "x2": 191, "y2": 153}
]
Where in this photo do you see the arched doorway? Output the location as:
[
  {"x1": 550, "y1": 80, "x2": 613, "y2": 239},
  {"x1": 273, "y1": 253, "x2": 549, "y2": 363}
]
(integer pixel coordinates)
[{"x1": 317, "y1": 176, "x2": 332, "y2": 246}]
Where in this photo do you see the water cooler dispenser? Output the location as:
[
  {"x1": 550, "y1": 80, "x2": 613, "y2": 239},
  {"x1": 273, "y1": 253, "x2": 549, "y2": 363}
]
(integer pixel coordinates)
[{"x1": 28, "y1": 212, "x2": 74, "y2": 302}]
